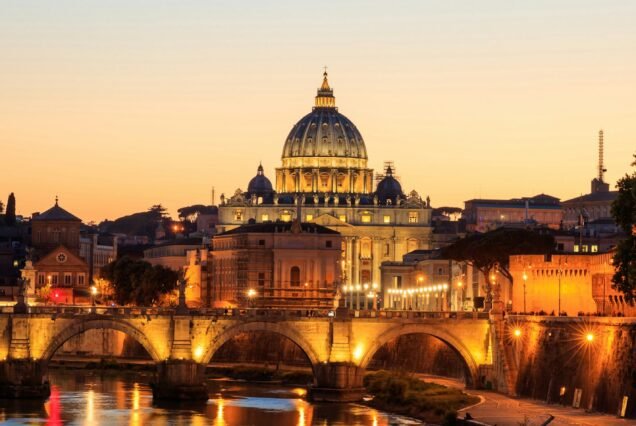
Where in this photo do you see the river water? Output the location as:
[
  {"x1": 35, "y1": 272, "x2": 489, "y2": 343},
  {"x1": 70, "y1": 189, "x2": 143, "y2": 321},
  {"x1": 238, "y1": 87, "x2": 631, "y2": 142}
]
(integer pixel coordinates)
[{"x1": 0, "y1": 370, "x2": 424, "y2": 425}]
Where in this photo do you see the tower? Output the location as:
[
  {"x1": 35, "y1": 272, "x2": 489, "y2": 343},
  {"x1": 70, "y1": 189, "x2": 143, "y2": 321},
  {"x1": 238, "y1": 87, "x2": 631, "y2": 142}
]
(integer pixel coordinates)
[{"x1": 591, "y1": 129, "x2": 609, "y2": 194}]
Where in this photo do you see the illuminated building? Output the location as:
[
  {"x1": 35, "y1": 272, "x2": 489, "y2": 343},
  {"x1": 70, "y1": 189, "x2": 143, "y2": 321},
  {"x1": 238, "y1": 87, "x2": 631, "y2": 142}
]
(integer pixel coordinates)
[
  {"x1": 217, "y1": 72, "x2": 433, "y2": 293},
  {"x1": 206, "y1": 221, "x2": 342, "y2": 308}
]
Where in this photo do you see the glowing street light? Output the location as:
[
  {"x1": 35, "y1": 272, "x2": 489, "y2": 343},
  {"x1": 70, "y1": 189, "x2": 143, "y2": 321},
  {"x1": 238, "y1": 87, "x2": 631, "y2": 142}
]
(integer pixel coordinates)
[
  {"x1": 513, "y1": 328, "x2": 522, "y2": 338},
  {"x1": 585, "y1": 333, "x2": 594, "y2": 343},
  {"x1": 90, "y1": 285, "x2": 98, "y2": 306},
  {"x1": 247, "y1": 288, "x2": 257, "y2": 307}
]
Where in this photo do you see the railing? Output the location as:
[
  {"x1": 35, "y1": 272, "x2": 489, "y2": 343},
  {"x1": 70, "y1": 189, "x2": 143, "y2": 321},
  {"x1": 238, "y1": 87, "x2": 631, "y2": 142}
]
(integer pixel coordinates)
[{"x1": 0, "y1": 305, "x2": 490, "y2": 320}]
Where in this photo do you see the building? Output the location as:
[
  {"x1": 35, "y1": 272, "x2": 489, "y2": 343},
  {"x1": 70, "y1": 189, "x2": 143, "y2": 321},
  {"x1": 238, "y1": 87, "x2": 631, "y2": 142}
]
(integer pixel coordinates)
[
  {"x1": 207, "y1": 221, "x2": 342, "y2": 309},
  {"x1": 217, "y1": 72, "x2": 433, "y2": 292},
  {"x1": 21, "y1": 200, "x2": 116, "y2": 305},
  {"x1": 561, "y1": 130, "x2": 618, "y2": 228},
  {"x1": 463, "y1": 194, "x2": 562, "y2": 232},
  {"x1": 509, "y1": 251, "x2": 633, "y2": 316}
]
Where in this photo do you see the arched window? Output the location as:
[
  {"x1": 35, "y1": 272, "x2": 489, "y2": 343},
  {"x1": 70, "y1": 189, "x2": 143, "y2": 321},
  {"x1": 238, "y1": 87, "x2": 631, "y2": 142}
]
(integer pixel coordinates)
[{"x1": 290, "y1": 266, "x2": 301, "y2": 287}]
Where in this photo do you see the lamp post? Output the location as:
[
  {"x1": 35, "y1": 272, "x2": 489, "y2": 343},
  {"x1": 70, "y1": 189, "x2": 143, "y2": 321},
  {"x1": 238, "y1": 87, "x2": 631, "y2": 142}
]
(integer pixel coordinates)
[
  {"x1": 247, "y1": 288, "x2": 257, "y2": 308},
  {"x1": 90, "y1": 285, "x2": 97, "y2": 306},
  {"x1": 522, "y1": 272, "x2": 528, "y2": 314}
]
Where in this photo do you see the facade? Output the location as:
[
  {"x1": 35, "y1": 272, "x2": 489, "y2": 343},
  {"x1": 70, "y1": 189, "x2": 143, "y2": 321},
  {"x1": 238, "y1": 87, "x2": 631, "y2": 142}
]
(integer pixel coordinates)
[
  {"x1": 207, "y1": 222, "x2": 342, "y2": 309},
  {"x1": 217, "y1": 73, "x2": 433, "y2": 292},
  {"x1": 21, "y1": 200, "x2": 116, "y2": 305},
  {"x1": 509, "y1": 251, "x2": 633, "y2": 316},
  {"x1": 463, "y1": 194, "x2": 562, "y2": 232}
]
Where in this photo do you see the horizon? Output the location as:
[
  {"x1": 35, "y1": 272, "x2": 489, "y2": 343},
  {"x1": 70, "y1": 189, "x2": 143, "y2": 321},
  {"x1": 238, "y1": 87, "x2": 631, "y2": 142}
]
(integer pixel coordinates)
[{"x1": 2, "y1": 1, "x2": 635, "y2": 222}]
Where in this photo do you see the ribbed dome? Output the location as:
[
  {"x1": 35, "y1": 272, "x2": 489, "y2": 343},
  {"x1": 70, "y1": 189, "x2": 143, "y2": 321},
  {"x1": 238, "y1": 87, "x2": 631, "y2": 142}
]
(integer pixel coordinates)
[
  {"x1": 281, "y1": 72, "x2": 367, "y2": 160},
  {"x1": 247, "y1": 164, "x2": 273, "y2": 195},
  {"x1": 376, "y1": 166, "x2": 404, "y2": 204}
]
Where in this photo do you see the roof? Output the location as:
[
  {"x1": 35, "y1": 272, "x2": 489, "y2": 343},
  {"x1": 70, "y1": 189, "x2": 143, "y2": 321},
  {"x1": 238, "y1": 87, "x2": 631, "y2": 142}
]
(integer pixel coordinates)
[
  {"x1": 464, "y1": 194, "x2": 561, "y2": 210},
  {"x1": 562, "y1": 191, "x2": 618, "y2": 204},
  {"x1": 152, "y1": 237, "x2": 203, "y2": 248},
  {"x1": 32, "y1": 203, "x2": 81, "y2": 222},
  {"x1": 219, "y1": 222, "x2": 340, "y2": 236}
]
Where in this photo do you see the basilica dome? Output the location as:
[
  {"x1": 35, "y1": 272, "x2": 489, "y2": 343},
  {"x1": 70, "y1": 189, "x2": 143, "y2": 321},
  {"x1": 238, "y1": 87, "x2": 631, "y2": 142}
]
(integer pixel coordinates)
[{"x1": 281, "y1": 72, "x2": 367, "y2": 163}]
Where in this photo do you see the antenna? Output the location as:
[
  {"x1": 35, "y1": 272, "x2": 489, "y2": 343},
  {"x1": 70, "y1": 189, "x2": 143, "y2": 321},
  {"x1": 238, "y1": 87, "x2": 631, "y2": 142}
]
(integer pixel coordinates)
[
  {"x1": 211, "y1": 187, "x2": 215, "y2": 205},
  {"x1": 598, "y1": 130, "x2": 605, "y2": 182}
]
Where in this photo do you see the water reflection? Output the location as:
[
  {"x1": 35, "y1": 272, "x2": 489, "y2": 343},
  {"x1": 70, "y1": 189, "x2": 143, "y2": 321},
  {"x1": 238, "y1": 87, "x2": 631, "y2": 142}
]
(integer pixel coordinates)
[{"x1": 0, "y1": 370, "x2": 422, "y2": 425}]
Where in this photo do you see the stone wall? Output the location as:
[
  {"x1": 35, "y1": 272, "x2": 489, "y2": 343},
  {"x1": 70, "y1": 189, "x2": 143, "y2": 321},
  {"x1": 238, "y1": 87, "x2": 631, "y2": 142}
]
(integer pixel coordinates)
[{"x1": 512, "y1": 317, "x2": 636, "y2": 417}]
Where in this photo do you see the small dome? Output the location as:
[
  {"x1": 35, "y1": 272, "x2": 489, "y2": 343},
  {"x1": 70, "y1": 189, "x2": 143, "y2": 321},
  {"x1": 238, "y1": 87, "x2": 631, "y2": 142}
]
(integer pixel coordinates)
[
  {"x1": 247, "y1": 164, "x2": 273, "y2": 195},
  {"x1": 376, "y1": 166, "x2": 403, "y2": 204}
]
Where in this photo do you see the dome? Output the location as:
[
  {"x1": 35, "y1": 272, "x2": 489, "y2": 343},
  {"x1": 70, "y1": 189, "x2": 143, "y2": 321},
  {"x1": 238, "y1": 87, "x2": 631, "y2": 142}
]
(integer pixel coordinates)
[
  {"x1": 376, "y1": 166, "x2": 404, "y2": 204},
  {"x1": 281, "y1": 72, "x2": 367, "y2": 161},
  {"x1": 247, "y1": 164, "x2": 273, "y2": 195}
]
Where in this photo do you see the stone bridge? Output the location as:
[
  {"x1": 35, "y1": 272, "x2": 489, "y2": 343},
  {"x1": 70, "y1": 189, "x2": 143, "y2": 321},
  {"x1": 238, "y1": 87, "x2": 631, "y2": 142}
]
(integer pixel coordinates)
[{"x1": 0, "y1": 306, "x2": 505, "y2": 402}]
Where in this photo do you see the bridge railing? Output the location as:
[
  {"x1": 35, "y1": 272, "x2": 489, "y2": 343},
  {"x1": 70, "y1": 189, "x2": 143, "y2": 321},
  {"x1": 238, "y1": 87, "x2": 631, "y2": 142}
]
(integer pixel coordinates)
[{"x1": 1, "y1": 305, "x2": 491, "y2": 320}]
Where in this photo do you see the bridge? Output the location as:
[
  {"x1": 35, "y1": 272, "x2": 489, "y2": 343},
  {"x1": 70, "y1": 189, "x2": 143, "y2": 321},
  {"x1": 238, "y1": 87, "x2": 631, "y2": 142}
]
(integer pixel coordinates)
[{"x1": 0, "y1": 305, "x2": 506, "y2": 402}]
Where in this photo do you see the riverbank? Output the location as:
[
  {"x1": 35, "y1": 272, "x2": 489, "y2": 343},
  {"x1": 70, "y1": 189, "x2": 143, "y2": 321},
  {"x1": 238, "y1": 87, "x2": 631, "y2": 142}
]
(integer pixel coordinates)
[{"x1": 363, "y1": 370, "x2": 480, "y2": 425}]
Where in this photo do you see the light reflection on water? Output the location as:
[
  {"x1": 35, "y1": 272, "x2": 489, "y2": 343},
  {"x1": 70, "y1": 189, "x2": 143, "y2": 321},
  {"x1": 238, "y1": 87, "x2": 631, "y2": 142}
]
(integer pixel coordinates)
[{"x1": 0, "y1": 370, "x2": 423, "y2": 426}]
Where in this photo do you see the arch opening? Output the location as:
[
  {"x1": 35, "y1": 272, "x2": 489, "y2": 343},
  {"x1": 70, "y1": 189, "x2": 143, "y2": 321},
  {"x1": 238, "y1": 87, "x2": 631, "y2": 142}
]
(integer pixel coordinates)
[
  {"x1": 42, "y1": 320, "x2": 161, "y2": 362},
  {"x1": 202, "y1": 322, "x2": 320, "y2": 382},
  {"x1": 360, "y1": 326, "x2": 480, "y2": 389},
  {"x1": 366, "y1": 333, "x2": 473, "y2": 387}
]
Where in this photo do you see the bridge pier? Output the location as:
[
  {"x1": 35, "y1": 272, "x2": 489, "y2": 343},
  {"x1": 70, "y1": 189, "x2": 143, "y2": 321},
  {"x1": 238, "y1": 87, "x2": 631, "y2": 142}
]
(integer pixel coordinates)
[
  {"x1": 309, "y1": 362, "x2": 366, "y2": 402},
  {"x1": 0, "y1": 359, "x2": 50, "y2": 399},
  {"x1": 151, "y1": 360, "x2": 208, "y2": 401}
]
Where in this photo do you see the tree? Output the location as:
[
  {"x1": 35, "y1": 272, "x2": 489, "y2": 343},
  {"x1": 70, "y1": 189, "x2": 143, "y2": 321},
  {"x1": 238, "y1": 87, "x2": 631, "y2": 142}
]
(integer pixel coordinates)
[
  {"x1": 101, "y1": 256, "x2": 179, "y2": 306},
  {"x1": 177, "y1": 204, "x2": 217, "y2": 223},
  {"x1": 443, "y1": 227, "x2": 554, "y2": 299},
  {"x1": 611, "y1": 154, "x2": 636, "y2": 300},
  {"x1": 0, "y1": 200, "x2": 4, "y2": 214},
  {"x1": 5, "y1": 193, "x2": 16, "y2": 226},
  {"x1": 98, "y1": 204, "x2": 173, "y2": 240}
]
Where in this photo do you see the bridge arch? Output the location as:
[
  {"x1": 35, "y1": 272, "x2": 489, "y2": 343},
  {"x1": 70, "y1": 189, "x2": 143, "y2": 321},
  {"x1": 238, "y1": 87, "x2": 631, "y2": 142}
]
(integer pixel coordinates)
[
  {"x1": 41, "y1": 318, "x2": 162, "y2": 362},
  {"x1": 202, "y1": 321, "x2": 321, "y2": 368},
  {"x1": 359, "y1": 323, "x2": 481, "y2": 387}
]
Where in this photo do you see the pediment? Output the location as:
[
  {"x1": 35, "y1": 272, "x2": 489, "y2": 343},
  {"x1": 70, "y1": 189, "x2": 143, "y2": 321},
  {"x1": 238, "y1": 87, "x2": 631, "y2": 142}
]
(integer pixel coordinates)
[{"x1": 34, "y1": 246, "x2": 88, "y2": 268}]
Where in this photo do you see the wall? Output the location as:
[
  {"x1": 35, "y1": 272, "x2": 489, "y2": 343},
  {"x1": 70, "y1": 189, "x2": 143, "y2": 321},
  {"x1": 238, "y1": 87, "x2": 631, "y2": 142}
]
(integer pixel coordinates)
[{"x1": 511, "y1": 316, "x2": 636, "y2": 417}]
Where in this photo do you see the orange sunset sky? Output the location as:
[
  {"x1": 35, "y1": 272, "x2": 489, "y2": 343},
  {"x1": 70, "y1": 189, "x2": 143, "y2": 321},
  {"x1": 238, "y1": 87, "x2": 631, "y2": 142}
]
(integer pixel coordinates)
[{"x1": 1, "y1": 1, "x2": 635, "y2": 222}]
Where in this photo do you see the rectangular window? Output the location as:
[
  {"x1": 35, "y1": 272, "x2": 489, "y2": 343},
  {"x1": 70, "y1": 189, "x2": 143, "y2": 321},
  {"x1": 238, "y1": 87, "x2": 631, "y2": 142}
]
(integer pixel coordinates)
[
  {"x1": 591, "y1": 245, "x2": 598, "y2": 253},
  {"x1": 64, "y1": 274, "x2": 72, "y2": 285},
  {"x1": 582, "y1": 245, "x2": 589, "y2": 253},
  {"x1": 261, "y1": 214, "x2": 269, "y2": 221},
  {"x1": 258, "y1": 272, "x2": 265, "y2": 287},
  {"x1": 383, "y1": 215, "x2": 391, "y2": 224},
  {"x1": 338, "y1": 214, "x2": 347, "y2": 222},
  {"x1": 326, "y1": 240, "x2": 332, "y2": 248},
  {"x1": 305, "y1": 214, "x2": 313, "y2": 221},
  {"x1": 384, "y1": 243, "x2": 390, "y2": 256},
  {"x1": 51, "y1": 275, "x2": 58, "y2": 285},
  {"x1": 38, "y1": 274, "x2": 45, "y2": 285},
  {"x1": 77, "y1": 274, "x2": 85, "y2": 285},
  {"x1": 280, "y1": 213, "x2": 292, "y2": 222},
  {"x1": 573, "y1": 245, "x2": 580, "y2": 253},
  {"x1": 233, "y1": 210, "x2": 243, "y2": 221},
  {"x1": 258, "y1": 239, "x2": 266, "y2": 246},
  {"x1": 361, "y1": 214, "x2": 371, "y2": 223},
  {"x1": 408, "y1": 212, "x2": 418, "y2": 223}
]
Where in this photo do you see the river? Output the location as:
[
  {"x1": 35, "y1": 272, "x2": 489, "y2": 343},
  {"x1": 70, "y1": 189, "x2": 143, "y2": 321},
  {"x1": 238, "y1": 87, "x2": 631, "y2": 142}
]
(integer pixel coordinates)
[{"x1": 0, "y1": 370, "x2": 424, "y2": 425}]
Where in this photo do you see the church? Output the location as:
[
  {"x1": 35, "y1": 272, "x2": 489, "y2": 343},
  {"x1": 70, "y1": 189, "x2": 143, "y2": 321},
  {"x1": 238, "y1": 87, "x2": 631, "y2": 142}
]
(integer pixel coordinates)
[{"x1": 217, "y1": 72, "x2": 434, "y2": 293}]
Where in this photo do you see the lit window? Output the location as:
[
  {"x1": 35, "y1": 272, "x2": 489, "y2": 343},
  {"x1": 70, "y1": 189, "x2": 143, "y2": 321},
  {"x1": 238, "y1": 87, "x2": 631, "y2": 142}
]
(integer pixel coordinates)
[
  {"x1": 582, "y1": 245, "x2": 589, "y2": 253},
  {"x1": 361, "y1": 214, "x2": 372, "y2": 223},
  {"x1": 383, "y1": 215, "x2": 391, "y2": 224},
  {"x1": 280, "y1": 212, "x2": 292, "y2": 222},
  {"x1": 339, "y1": 215, "x2": 347, "y2": 222},
  {"x1": 306, "y1": 214, "x2": 313, "y2": 221},
  {"x1": 233, "y1": 210, "x2": 243, "y2": 221},
  {"x1": 261, "y1": 214, "x2": 269, "y2": 221},
  {"x1": 573, "y1": 245, "x2": 580, "y2": 253},
  {"x1": 591, "y1": 245, "x2": 598, "y2": 253},
  {"x1": 408, "y1": 212, "x2": 418, "y2": 223}
]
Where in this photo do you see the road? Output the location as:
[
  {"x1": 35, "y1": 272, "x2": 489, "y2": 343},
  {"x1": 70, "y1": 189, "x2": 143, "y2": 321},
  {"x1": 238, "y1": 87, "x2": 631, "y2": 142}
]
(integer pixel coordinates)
[{"x1": 417, "y1": 375, "x2": 635, "y2": 426}]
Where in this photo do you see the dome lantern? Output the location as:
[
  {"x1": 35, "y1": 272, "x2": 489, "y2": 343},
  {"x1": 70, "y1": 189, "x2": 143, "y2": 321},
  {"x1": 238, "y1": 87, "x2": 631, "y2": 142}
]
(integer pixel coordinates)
[{"x1": 315, "y1": 70, "x2": 336, "y2": 109}]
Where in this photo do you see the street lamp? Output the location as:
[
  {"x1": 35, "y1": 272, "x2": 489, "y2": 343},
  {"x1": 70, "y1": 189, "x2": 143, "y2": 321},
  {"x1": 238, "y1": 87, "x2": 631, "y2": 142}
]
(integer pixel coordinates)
[
  {"x1": 90, "y1": 285, "x2": 97, "y2": 306},
  {"x1": 247, "y1": 288, "x2": 257, "y2": 308},
  {"x1": 522, "y1": 272, "x2": 528, "y2": 314}
]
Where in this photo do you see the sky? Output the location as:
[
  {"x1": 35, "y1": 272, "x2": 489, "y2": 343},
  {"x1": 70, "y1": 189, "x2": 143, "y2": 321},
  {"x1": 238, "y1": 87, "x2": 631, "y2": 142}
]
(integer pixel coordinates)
[{"x1": 1, "y1": 0, "x2": 635, "y2": 222}]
